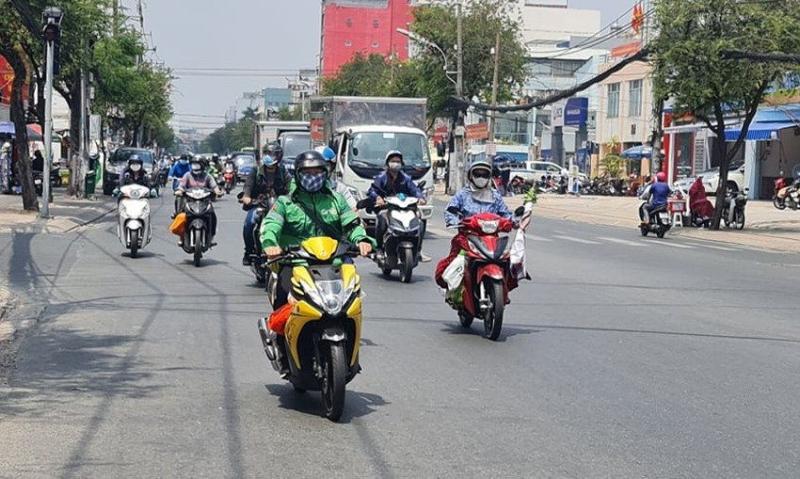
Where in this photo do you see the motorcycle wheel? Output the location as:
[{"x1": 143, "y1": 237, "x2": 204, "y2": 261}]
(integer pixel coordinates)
[
  {"x1": 321, "y1": 342, "x2": 347, "y2": 422},
  {"x1": 193, "y1": 235, "x2": 202, "y2": 267},
  {"x1": 399, "y1": 248, "x2": 414, "y2": 284},
  {"x1": 129, "y1": 229, "x2": 139, "y2": 258},
  {"x1": 483, "y1": 279, "x2": 505, "y2": 341},
  {"x1": 458, "y1": 311, "x2": 473, "y2": 328},
  {"x1": 735, "y1": 209, "x2": 745, "y2": 230},
  {"x1": 773, "y1": 196, "x2": 787, "y2": 210},
  {"x1": 656, "y1": 227, "x2": 666, "y2": 239},
  {"x1": 640, "y1": 226, "x2": 648, "y2": 237}
]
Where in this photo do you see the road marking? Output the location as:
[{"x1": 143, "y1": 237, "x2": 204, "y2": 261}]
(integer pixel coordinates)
[
  {"x1": 686, "y1": 242, "x2": 737, "y2": 251},
  {"x1": 645, "y1": 240, "x2": 694, "y2": 249},
  {"x1": 597, "y1": 237, "x2": 645, "y2": 247},
  {"x1": 527, "y1": 235, "x2": 553, "y2": 242},
  {"x1": 553, "y1": 235, "x2": 601, "y2": 245}
]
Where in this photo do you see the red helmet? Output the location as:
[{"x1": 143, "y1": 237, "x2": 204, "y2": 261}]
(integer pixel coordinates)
[{"x1": 656, "y1": 172, "x2": 667, "y2": 183}]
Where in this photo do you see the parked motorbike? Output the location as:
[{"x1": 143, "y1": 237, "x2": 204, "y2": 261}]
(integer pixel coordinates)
[
  {"x1": 257, "y1": 238, "x2": 364, "y2": 422},
  {"x1": 116, "y1": 184, "x2": 154, "y2": 258},
  {"x1": 773, "y1": 177, "x2": 800, "y2": 210},
  {"x1": 239, "y1": 192, "x2": 275, "y2": 285},
  {"x1": 223, "y1": 164, "x2": 236, "y2": 194},
  {"x1": 178, "y1": 187, "x2": 216, "y2": 267},
  {"x1": 639, "y1": 203, "x2": 672, "y2": 238},
  {"x1": 443, "y1": 206, "x2": 525, "y2": 340},
  {"x1": 723, "y1": 188, "x2": 748, "y2": 230}
]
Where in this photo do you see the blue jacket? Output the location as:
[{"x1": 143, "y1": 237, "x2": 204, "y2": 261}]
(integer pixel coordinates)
[
  {"x1": 650, "y1": 182, "x2": 671, "y2": 207},
  {"x1": 444, "y1": 188, "x2": 512, "y2": 227},
  {"x1": 169, "y1": 162, "x2": 191, "y2": 190},
  {"x1": 368, "y1": 171, "x2": 423, "y2": 200}
]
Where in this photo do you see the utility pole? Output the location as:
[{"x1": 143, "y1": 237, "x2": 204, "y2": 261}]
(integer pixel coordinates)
[
  {"x1": 488, "y1": 32, "x2": 501, "y2": 141},
  {"x1": 78, "y1": 46, "x2": 88, "y2": 198},
  {"x1": 449, "y1": 0, "x2": 465, "y2": 195},
  {"x1": 41, "y1": 7, "x2": 63, "y2": 218}
]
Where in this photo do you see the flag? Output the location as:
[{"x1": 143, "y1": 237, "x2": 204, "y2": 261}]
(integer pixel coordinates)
[{"x1": 632, "y1": 2, "x2": 645, "y2": 34}]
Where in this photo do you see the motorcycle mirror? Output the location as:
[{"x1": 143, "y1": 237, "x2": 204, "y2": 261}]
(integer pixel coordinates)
[
  {"x1": 356, "y1": 198, "x2": 372, "y2": 210},
  {"x1": 446, "y1": 206, "x2": 461, "y2": 216},
  {"x1": 514, "y1": 206, "x2": 526, "y2": 217},
  {"x1": 236, "y1": 191, "x2": 245, "y2": 200},
  {"x1": 417, "y1": 180, "x2": 427, "y2": 189}
]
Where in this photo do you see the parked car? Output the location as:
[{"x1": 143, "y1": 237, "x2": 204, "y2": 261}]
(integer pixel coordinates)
[
  {"x1": 103, "y1": 148, "x2": 154, "y2": 196},
  {"x1": 673, "y1": 161, "x2": 745, "y2": 194},
  {"x1": 231, "y1": 152, "x2": 256, "y2": 182},
  {"x1": 508, "y1": 160, "x2": 588, "y2": 185}
]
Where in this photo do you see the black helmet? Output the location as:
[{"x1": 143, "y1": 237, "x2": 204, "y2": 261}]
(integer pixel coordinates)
[
  {"x1": 294, "y1": 150, "x2": 328, "y2": 175},
  {"x1": 128, "y1": 154, "x2": 143, "y2": 167}
]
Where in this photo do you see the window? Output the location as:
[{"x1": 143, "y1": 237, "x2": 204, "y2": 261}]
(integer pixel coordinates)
[
  {"x1": 371, "y1": 41, "x2": 379, "y2": 48},
  {"x1": 344, "y1": 39, "x2": 352, "y2": 47},
  {"x1": 628, "y1": 79, "x2": 643, "y2": 117},
  {"x1": 607, "y1": 83, "x2": 620, "y2": 118}
]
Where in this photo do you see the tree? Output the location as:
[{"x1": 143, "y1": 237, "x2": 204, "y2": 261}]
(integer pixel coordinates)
[
  {"x1": 322, "y1": 53, "x2": 394, "y2": 96},
  {"x1": 277, "y1": 105, "x2": 303, "y2": 121},
  {"x1": 651, "y1": 0, "x2": 800, "y2": 229},
  {"x1": 0, "y1": 6, "x2": 38, "y2": 210}
]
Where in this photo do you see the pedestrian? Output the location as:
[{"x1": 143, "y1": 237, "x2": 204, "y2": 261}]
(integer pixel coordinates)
[{"x1": 0, "y1": 142, "x2": 11, "y2": 194}]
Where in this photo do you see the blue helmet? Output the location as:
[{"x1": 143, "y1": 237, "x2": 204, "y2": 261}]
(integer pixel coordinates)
[{"x1": 261, "y1": 155, "x2": 276, "y2": 167}]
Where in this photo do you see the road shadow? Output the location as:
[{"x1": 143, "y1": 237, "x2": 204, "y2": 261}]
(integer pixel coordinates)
[
  {"x1": 439, "y1": 322, "x2": 540, "y2": 342},
  {"x1": 179, "y1": 257, "x2": 228, "y2": 267},
  {"x1": 366, "y1": 271, "x2": 432, "y2": 285},
  {"x1": 264, "y1": 383, "x2": 389, "y2": 423},
  {"x1": 120, "y1": 250, "x2": 163, "y2": 259}
]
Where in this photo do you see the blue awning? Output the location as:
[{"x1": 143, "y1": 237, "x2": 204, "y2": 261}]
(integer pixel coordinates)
[
  {"x1": 621, "y1": 145, "x2": 652, "y2": 160},
  {"x1": 725, "y1": 122, "x2": 798, "y2": 141}
]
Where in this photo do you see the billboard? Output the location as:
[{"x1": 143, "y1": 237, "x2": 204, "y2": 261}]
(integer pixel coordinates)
[{"x1": 552, "y1": 97, "x2": 588, "y2": 128}]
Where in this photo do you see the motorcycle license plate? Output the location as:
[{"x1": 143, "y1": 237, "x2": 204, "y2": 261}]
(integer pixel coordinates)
[
  {"x1": 659, "y1": 213, "x2": 670, "y2": 224},
  {"x1": 34, "y1": 179, "x2": 42, "y2": 185}
]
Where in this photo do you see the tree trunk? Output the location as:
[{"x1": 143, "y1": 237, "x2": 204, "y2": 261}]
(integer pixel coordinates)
[
  {"x1": 4, "y1": 47, "x2": 37, "y2": 211},
  {"x1": 711, "y1": 132, "x2": 730, "y2": 230}
]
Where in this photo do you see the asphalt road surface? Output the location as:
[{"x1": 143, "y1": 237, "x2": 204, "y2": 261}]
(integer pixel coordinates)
[{"x1": 1, "y1": 189, "x2": 799, "y2": 478}]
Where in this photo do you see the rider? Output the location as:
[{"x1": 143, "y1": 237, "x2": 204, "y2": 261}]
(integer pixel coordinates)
[
  {"x1": 121, "y1": 155, "x2": 150, "y2": 187},
  {"x1": 639, "y1": 171, "x2": 671, "y2": 224},
  {"x1": 241, "y1": 153, "x2": 291, "y2": 265},
  {"x1": 317, "y1": 145, "x2": 357, "y2": 210},
  {"x1": 169, "y1": 154, "x2": 193, "y2": 216},
  {"x1": 260, "y1": 150, "x2": 374, "y2": 308},
  {"x1": 435, "y1": 159, "x2": 513, "y2": 289},
  {"x1": 175, "y1": 157, "x2": 223, "y2": 244},
  {"x1": 367, "y1": 151, "x2": 425, "y2": 248}
]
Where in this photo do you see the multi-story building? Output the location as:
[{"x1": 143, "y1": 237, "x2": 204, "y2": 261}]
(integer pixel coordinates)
[{"x1": 320, "y1": 0, "x2": 412, "y2": 77}]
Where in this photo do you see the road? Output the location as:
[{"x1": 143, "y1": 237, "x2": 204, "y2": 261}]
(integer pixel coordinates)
[{"x1": 1, "y1": 190, "x2": 800, "y2": 478}]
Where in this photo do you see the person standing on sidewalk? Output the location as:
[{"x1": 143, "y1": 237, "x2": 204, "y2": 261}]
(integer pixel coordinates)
[{"x1": 0, "y1": 142, "x2": 11, "y2": 194}]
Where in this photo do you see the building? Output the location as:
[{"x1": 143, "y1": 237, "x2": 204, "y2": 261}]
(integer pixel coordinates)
[
  {"x1": 263, "y1": 88, "x2": 292, "y2": 113},
  {"x1": 320, "y1": 0, "x2": 412, "y2": 77},
  {"x1": 520, "y1": 0, "x2": 602, "y2": 49},
  {"x1": 595, "y1": 46, "x2": 654, "y2": 176}
]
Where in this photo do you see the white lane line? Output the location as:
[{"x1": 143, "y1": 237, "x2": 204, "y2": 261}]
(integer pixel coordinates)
[
  {"x1": 645, "y1": 240, "x2": 694, "y2": 249},
  {"x1": 553, "y1": 235, "x2": 601, "y2": 245},
  {"x1": 597, "y1": 236, "x2": 645, "y2": 247},
  {"x1": 527, "y1": 235, "x2": 553, "y2": 242},
  {"x1": 686, "y1": 242, "x2": 737, "y2": 251}
]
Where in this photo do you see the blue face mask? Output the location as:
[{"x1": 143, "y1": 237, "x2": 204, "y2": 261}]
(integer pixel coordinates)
[
  {"x1": 299, "y1": 172, "x2": 326, "y2": 193},
  {"x1": 180, "y1": 159, "x2": 189, "y2": 165}
]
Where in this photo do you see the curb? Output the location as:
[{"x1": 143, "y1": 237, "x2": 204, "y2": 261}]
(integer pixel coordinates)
[{"x1": 62, "y1": 202, "x2": 117, "y2": 233}]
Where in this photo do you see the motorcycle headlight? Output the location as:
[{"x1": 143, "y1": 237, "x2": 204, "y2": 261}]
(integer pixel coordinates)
[
  {"x1": 118, "y1": 203, "x2": 129, "y2": 219},
  {"x1": 142, "y1": 202, "x2": 150, "y2": 217},
  {"x1": 477, "y1": 219, "x2": 499, "y2": 234},
  {"x1": 303, "y1": 279, "x2": 355, "y2": 316}
]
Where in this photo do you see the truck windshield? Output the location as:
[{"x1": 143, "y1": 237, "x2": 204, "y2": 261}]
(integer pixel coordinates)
[{"x1": 349, "y1": 132, "x2": 430, "y2": 169}]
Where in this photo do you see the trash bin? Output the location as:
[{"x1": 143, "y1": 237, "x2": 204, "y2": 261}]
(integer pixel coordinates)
[{"x1": 85, "y1": 171, "x2": 96, "y2": 195}]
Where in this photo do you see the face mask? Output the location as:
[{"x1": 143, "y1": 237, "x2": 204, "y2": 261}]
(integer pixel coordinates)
[
  {"x1": 130, "y1": 164, "x2": 142, "y2": 172},
  {"x1": 472, "y1": 177, "x2": 490, "y2": 189},
  {"x1": 191, "y1": 164, "x2": 202, "y2": 174},
  {"x1": 388, "y1": 162, "x2": 402, "y2": 172},
  {"x1": 299, "y1": 172, "x2": 326, "y2": 193},
  {"x1": 180, "y1": 159, "x2": 189, "y2": 165}
]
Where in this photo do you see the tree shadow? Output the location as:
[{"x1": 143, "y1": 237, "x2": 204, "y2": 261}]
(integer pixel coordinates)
[{"x1": 264, "y1": 383, "x2": 389, "y2": 423}]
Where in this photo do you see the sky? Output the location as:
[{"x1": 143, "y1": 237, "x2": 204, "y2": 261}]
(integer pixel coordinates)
[{"x1": 140, "y1": 0, "x2": 635, "y2": 131}]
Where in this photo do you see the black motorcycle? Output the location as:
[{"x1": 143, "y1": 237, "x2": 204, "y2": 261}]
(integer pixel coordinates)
[
  {"x1": 180, "y1": 188, "x2": 216, "y2": 267},
  {"x1": 239, "y1": 192, "x2": 275, "y2": 285},
  {"x1": 639, "y1": 203, "x2": 672, "y2": 238},
  {"x1": 723, "y1": 188, "x2": 748, "y2": 230}
]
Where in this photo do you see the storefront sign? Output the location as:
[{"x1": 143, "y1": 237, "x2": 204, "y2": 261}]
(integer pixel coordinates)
[{"x1": 465, "y1": 123, "x2": 489, "y2": 141}]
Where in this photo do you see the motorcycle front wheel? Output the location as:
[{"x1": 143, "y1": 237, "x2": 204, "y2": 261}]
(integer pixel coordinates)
[
  {"x1": 735, "y1": 209, "x2": 745, "y2": 230},
  {"x1": 193, "y1": 232, "x2": 203, "y2": 267},
  {"x1": 129, "y1": 229, "x2": 139, "y2": 258},
  {"x1": 773, "y1": 196, "x2": 787, "y2": 210},
  {"x1": 321, "y1": 342, "x2": 347, "y2": 422},
  {"x1": 399, "y1": 248, "x2": 414, "y2": 283},
  {"x1": 484, "y1": 278, "x2": 505, "y2": 341},
  {"x1": 458, "y1": 311, "x2": 473, "y2": 328}
]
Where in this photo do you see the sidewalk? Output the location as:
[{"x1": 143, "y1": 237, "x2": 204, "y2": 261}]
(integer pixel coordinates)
[
  {"x1": 0, "y1": 190, "x2": 116, "y2": 234},
  {"x1": 504, "y1": 194, "x2": 800, "y2": 253}
]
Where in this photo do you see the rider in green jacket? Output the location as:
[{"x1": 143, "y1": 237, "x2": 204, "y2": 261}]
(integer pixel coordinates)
[{"x1": 260, "y1": 150, "x2": 374, "y2": 307}]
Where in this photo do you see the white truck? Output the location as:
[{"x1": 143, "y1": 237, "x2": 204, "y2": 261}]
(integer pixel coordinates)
[
  {"x1": 253, "y1": 120, "x2": 309, "y2": 158},
  {"x1": 309, "y1": 96, "x2": 434, "y2": 229}
]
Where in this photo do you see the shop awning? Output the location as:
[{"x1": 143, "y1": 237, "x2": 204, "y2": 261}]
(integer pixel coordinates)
[{"x1": 724, "y1": 122, "x2": 798, "y2": 141}]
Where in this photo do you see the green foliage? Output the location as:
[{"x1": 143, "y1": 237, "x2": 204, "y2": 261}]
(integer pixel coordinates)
[
  {"x1": 200, "y1": 117, "x2": 255, "y2": 154},
  {"x1": 322, "y1": 53, "x2": 395, "y2": 96},
  {"x1": 277, "y1": 105, "x2": 303, "y2": 121},
  {"x1": 600, "y1": 154, "x2": 625, "y2": 179}
]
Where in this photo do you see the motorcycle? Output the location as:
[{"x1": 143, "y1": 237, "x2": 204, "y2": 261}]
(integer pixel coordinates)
[
  {"x1": 223, "y1": 164, "x2": 236, "y2": 194},
  {"x1": 116, "y1": 184, "x2": 154, "y2": 258},
  {"x1": 256, "y1": 237, "x2": 364, "y2": 422},
  {"x1": 773, "y1": 177, "x2": 800, "y2": 210},
  {"x1": 239, "y1": 192, "x2": 276, "y2": 285},
  {"x1": 723, "y1": 188, "x2": 748, "y2": 230},
  {"x1": 359, "y1": 194, "x2": 422, "y2": 283},
  {"x1": 179, "y1": 187, "x2": 216, "y2": 267},
  {"x1": 443, "y1": 206, "x2": 525, "y2": 340},
  {"x1": 639, "y1": 203, "x2": 672, "y2": 238}
]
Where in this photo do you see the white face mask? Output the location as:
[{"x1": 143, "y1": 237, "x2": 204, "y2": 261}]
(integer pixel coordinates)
[
  {"x1": 191, "y1": 164, "x2": 202, "y2": 173},
  {"x1": 130, "y1": 164, "x2": 142, "y2": 172},
  {"x1": 472, "y1": 177, "x2": 490, "y2": 189},
  {"x1": 388, "y1": 162, "x2": 402, "y2": 172}
]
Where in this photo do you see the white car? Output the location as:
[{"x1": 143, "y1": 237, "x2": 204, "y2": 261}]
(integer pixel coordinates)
[
  {"x1": 509, "y1": 161, "x2": 587, "y2": 184},
  {"x1": 674, "y1": 162, "x2": 745, "y2": 194}
]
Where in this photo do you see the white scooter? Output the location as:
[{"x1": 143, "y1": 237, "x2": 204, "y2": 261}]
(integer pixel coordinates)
[{"x1": 117, "y1": 184, "x2": 154, "y2": 258}]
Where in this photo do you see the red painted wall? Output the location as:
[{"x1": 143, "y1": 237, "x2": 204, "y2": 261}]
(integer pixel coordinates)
[{"x1": 321, "y1": 0, "x2": 412, "y2": 77}]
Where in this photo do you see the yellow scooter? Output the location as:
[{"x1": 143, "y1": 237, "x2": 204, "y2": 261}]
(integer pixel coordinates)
[{"x1": 257, "y1": 237, "x2": 364, "y2": 422}]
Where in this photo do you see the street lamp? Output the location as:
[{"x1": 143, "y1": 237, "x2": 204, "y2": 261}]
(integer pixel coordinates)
[
  {"x1": 396, "y1": 28, "x2": 457, "y2": 87},
  {"x1": 41, "y1": 6, "x2": 63, "y2": 218}
]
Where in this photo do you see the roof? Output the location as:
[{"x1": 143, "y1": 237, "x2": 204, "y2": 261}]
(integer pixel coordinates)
[{"x1": 725, "y1": 122, "x2": 799, "y2": 141}]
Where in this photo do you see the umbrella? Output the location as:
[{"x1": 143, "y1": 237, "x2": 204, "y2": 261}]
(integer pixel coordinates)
[{"x1": 621, "y1": 145, "x2": 653, "y2": 160}]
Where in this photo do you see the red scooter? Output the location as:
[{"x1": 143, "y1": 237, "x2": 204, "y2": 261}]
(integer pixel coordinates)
[
  {"x1": 223, "y1": 165, "x2": 236, "y2": 194},
  {"x1": 444, "y1": 207, "x2": 524, "y2": 340}
]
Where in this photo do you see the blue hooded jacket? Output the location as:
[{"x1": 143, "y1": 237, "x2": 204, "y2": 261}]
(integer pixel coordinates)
[
  {"x1": 368, "y1": 171, "x2": 423, "y2": 200},
  {"x1": 169, "y1": 161, "x2": 192, "y2": 190}
]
